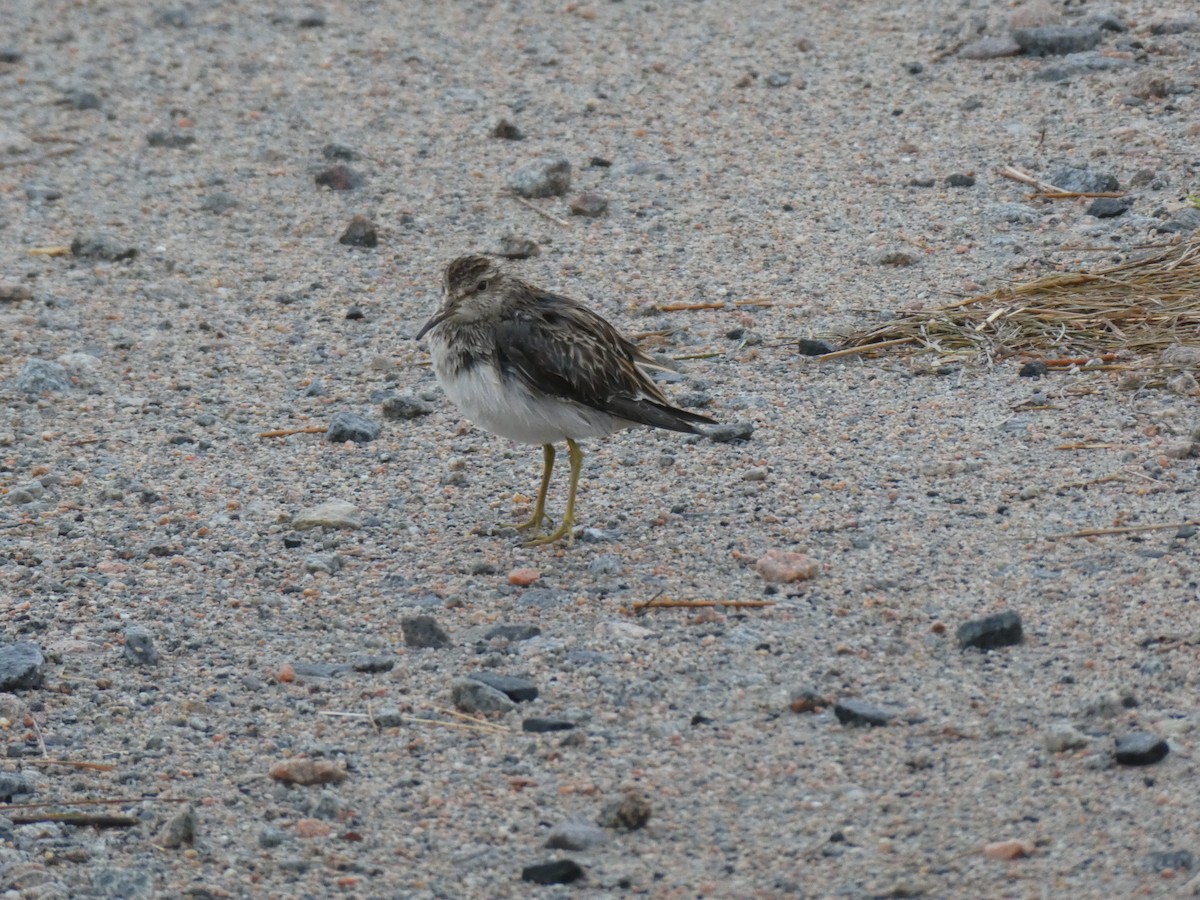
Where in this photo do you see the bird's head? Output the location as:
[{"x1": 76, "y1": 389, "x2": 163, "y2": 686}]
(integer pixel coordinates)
[{"x1": 415, "y1": 255, "x2": 504, "y2": 339}]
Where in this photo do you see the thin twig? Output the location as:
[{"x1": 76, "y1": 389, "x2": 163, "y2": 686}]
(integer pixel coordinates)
[
  {"x1": 26, "y1": 246, "x2": 72, "y2": 257},
  {"x1": 259, "y1": 426, "x2": 328, "y2": 438},
  {"x1": 817, "y1": 337, "x2": 917, "y2": 360},
  {"x1": 510, "y1": 195, "x2": 571, "y2": 228},
  {"x1": 997, "y1": 165, "x2": 1065, "y2": 194},
  {"x1": 1054, "y1": 442, "x2": 1126, "y2": 450},
  {"x1": 1050, "y1": 520, "x2": 1199, "y2": 539},
  {"x1": 658, "y1": 302, "x2": 726, "y2": 312},
  {"x1": 29, "y1": 715, "x2": 47, "y2": 758},
  {"x1": 1031, "y1": 191, "x2": 1126, "y2": 200}
]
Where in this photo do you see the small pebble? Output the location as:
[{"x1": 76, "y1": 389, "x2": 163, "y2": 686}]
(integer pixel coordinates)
[
  {"x1": 509, "y1": 156, "x2": 571, "y2": 198},
  {"x1": 451, "y1": 679, "x2": 516, "y2": 714},
  {"x1": 468, "y1": 672, "x2": 537, "y2": 702},
  {"x1": 569, "y1": 192, "x2": 608, "y2": 217},
  {"x1": 596, "y1": 792, "x2": 652, "y2": 830},
  {"x1": 1012, "y1": 26, "x2": 1103, "y2": 57},
  {"x1": 268, "y1": 759, "x2": 347, "y2": 785},
  {"x1": 292, "y1": 499, "x2": 362, "y2": 530},
  {"x1": 983, "y1": 839, "x2": 1034, "y2": 861},
  {"x1": 788, "y1": 687, "x2": 828, "y2": 713},
  {"x1": 315, "y1": 164, "x2": 363, "y2": 191},
  {"x1": 508, "y1": 567, "x2": 541, "y2": 586},
  {"x1": 1113, "y1": 732, "x2": 1169, "y2": 766},
  {"x1": 381, "y1": 395, "x2": 433, "y2": 420},
  {"x1": 957, "y1": 610, "x2": 1023, "y2": 650},
  {"x1": 496, "y1": 235, "x2": 540, "y2": 258},
  {"x1": 123, "y1": 625, "x2": 159, "y2": 666},
  {"x1": 754, "y1": 550, "x2": 818, "y2": 583},
  {"x1": 1044, "y1": 722, "x2": 1090, "y2": 753},
  {"x1": 491, "y1": 118, "x2": 524, "y2": 140},
  {"x1": 326, "y1": 411, "x2": 381, "y2": 443},
  {"x1": 524, "y1": 717, "x2": 576, "y2": 733},
  {"x1": 0, "y1": 642, "x2": 45, "y2": 691},
  {"x1": 521, "y1": 860, "x2": 583, "y2": 885},
  {"x1": 339, "y1": 214, "x2": 378, "y2": 247},
  {"x1": 401, "y1": 615, "x2": 451, "y2": 649},
  {"x1": 834, "y1": 699, "x2": 893, "y2": 727}
]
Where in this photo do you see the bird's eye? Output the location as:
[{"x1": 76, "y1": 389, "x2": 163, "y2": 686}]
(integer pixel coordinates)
[{"x1": 476, "y1": 280, "x2": 488, "y2": 292}]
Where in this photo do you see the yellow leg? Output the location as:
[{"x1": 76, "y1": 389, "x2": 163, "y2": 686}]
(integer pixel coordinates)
[
  {"x1": 525, "y1": 438, "x2": 582, "y2": 547},
  {"x1": 506, "y1": 444, "x2": 555, "y2": 534}
]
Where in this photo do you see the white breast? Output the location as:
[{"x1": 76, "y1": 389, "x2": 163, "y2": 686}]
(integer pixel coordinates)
[{"x1": 429, "y1": 334, "x2": 621, "y2": 445}]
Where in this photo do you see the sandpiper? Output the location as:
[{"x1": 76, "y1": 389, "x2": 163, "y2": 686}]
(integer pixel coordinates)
[{"x1": 415, "y1": 255, "x2": 717, "y2": 545}]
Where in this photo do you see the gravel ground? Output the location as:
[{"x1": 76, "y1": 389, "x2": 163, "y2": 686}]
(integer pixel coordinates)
[{"x1": 1, "y1": 0, "x2": 1199, "y2": 897}]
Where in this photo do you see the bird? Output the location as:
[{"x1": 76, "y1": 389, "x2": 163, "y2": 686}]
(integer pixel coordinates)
[{"x1": 415, "y1": 255, "x2": 717, "y2": 546}]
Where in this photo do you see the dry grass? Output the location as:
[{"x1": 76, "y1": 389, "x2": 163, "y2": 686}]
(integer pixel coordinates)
[{"x1": 830, "y1": 237, "x2": 1200, "y2": 379}]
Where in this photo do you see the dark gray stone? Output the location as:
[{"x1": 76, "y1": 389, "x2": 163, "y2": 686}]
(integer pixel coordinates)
[
  {"x1": 1149, "y1": 14, "x2": 1199, "y2": 35},
  {"x1": 1143, "y1": 849, "x2": 1193, "y2": 872},
  {"x1": 24, "y1": 183, "x2": 62, "y2": 202},
  {"x1": 597, "y1": 792, "x2": 652, "y2": 830},
  {"x1": 339, "y1": 214, "x2": 378, "y2": 247},
  {"x1": 146, "y1": 130, "x2": 196, "y2": 148},
  {"x1": 322, "y1": 142, "x2": 358, "y2": 160},
  {"x1": 200, "y1": 191, "x2": 238, "y2": 213},
  {"x1": 1087, "y1": 197, "x2": 1130, "y2": 218},
  {"x1": 509, "y1": 156, "x2": 571, "y2": 198},
  {"x1": 65, "y1": 88, "x2": 101, "y2": 110},
  {"x1": 451, "y1": 679, "x2": 515, "y2": 714},
  {"x1": 569, "y1": 192, "x2": 608, "y2": 217},
  {"x1": 124, "y1": 624, "x2": 159, "y2": 666},
  {"x1": 957, "y1": 610, "x2": 1023, "y2": 650},
  {"x1": 315, "y1": 164, "x2": 362, "y2": 190},
  {"x1": 1157, "y1": 206, "x2": 1200, "y2": 235},
  {"x1": 381, "y1": 395, "x2": 433, "y2": 420},
  {"x1": 0, "y1": 772, "x2": 34, "y2": 801},
  {"x1": 481, "y1": 623, "x2": 541, "y2": 642},
  {"x1": 497, "y1": 234, "x2": 539, "y2": 258},
  {"x1": 491, "y1": 118, "x2": 524, "y2": 140},
  {"x1": 71, "y1": 233, "x2": 137, "y2": 261},
  {"x1": 91, "y1": 868, "x2": 153, "y2": 898},
  {"x1": 401, "y1": 615, "x2": 451, "y2": 649},
  {"x1": 10, "y1": 359, "x2": 71, "y2": 394},
  {"x1": 291, "y1": 663, "x2": 351, "y2": 678},
  {"x1": 833, "y1": 699, "x2": 893, "y2": 727},
  {"x1": 351, "y1": 655, "x2": 395, "y2": 673},
  {"x1": 1013, "y1": 26, "x2": 1103, "y2": 57},
  {"x1": 794, "y1": 338, "x2": 835, "y2": 356},
  {"x1": 0, "y1": 642, "x2": 44, "y2": 690},
  {"x1": 154, "y1": 805, "x2": 197, "y2": 847},
  {"x1": 945, "y1": 173, "x2": 976, "y2": 188},
  {"x1": 705, "y1": 422, "x2": 754, "y2": 443},
  {"x1": 326, "y1": 411, "x2": 381, "y2": 444},
  {"x1": 1114, "y1": 732, "x2": 1169, "y2": 766},
  {"x1": 1050, "y1": 166, "x2": 1118, "y2": 193},
  {"x1": 468, "y1": 671, "x2": 537, "y2": 702},
  {"x1": 523, "y1": 717, "x2": 575, "y2": 733},
  {"x1": 521, "y1": 860, "x2": 583, "y2": 885}
]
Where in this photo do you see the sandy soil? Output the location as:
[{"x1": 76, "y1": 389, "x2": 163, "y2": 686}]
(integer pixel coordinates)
[{"x1": 1, "y1": 0, "x2": 1198, "y2": 897}]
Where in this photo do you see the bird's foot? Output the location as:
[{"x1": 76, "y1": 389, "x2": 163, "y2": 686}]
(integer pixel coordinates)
[
  {"x1": 522, "y1": 516, "x2": 576, "y2": 547},
  {"x1": 503, "y1": 510, "x2": 553, "y2": 534}
]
